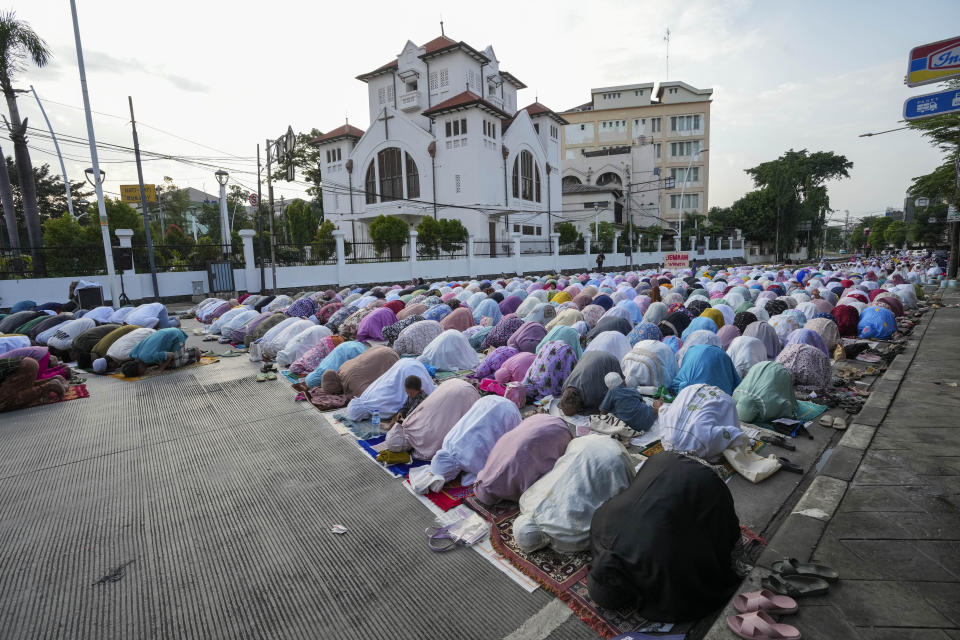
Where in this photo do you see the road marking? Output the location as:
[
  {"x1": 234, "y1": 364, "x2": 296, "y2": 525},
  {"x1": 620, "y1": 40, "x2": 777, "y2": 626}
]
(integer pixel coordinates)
[{"x1": 502, "y1": 598, "x2": 572, "y2": 640}]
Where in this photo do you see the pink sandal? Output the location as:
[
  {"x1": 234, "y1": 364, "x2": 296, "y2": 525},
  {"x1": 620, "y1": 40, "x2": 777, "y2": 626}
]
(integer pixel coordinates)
[
  {"x1": 734, "y1": 589, "x2": 798, "y2": 615},
  {"x1": 727, "y1": 610, "x2": 801, "y2": 640}
]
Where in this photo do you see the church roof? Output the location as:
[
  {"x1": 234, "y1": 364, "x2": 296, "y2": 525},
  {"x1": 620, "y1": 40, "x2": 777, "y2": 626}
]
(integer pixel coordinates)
[
  {"x1": 310, "y1": 124, "x2": 365, "y2": 144},
  {"x1": 421, "y1": 90, "x2": 510, "y2": 119}
]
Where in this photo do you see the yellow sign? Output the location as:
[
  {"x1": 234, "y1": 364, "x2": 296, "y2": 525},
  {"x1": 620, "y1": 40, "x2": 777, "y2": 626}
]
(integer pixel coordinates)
[{"x1": 120, "y1": 184, "x2": 157, "y2": 203}]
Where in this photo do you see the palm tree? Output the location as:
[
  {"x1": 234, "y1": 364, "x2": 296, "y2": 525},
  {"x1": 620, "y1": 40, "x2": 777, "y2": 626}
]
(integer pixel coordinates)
[{"x1": 0, "y1": 11, "x2": 51, "y2": 273}]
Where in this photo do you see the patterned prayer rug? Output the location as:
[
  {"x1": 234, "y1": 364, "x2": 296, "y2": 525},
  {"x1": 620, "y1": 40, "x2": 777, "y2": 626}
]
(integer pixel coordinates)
[
  {"x1": 107, "y1": 356, "x2": 219, "y2": 382},
  {"x1": 19, "y1": 383, "x2": 90, "y2": 411},
  {"x1": 465, "y1": 497, "x2": 764, "y2": 638}
]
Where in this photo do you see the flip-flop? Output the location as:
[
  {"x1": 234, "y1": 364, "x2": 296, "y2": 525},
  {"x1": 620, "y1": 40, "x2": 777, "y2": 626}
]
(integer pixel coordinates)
[
  {"x1": 256, "y1": 373, "x2": 266, "y2": 382},
  {"x1": 733, "y1": 590, "x2": 798, "y2": 615},
  {"x1": 266, "y1": 371, "x2": 277, "y2": 381},
  {"x1": 772, "y1": 557, "x2": 840, "y2": 583},
  {"x1": 727, "y1": 610, "x2": 801, "y2": 640},
  {"x1": 762, "y1": 573, "x2": 830, "y2": 597},
  {"x1": 777, "y1": 457, "x2": 804, "y2": 474}
]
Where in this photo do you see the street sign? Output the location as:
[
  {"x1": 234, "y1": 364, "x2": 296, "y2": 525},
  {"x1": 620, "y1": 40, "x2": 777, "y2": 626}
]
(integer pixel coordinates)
[
  {"x1": 903, "y1": 87, "x2": 960, "y2": 121},
  {"x1": 907, "y1": 36, "x2": 960, "y2": 87},
  {"x1": 664, "y1": 252, "x2": 689, "y2": 270},
  {"x1": 915, "y1": 197, "x2": 930, "y2": 207},
  {"x1": 248, "y1": 193, "x2": 259, "y2": 207},
  {"x1": 120, "y1": 183, "x2": 157, "y2": 203},
  {"x1": 948, "y1": 205, "x2": 960, "y2": 223}
]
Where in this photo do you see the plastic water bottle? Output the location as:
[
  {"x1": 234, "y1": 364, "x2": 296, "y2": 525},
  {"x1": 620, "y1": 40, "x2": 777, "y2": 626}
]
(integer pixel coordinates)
[{"x1": 371, "y1": 409, "x2": 381, "y2": 429}]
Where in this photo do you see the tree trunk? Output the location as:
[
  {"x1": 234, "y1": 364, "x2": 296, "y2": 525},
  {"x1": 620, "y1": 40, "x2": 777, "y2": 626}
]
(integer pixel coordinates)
[
  {"x1": 3, "y1": 85, "x2": 45, "y2": 274},
  {"x1": 0, "y1": 142, "x2": 18, "y2": 248}
]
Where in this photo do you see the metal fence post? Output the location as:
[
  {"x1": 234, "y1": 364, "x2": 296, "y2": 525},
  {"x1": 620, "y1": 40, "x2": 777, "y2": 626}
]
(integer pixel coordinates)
[
  {"x1": 550, "y1": 232, "x2": 560, "y2": 273},
  {"x1": 467, "y1": 234, "x2": 475, "y2": 278}
]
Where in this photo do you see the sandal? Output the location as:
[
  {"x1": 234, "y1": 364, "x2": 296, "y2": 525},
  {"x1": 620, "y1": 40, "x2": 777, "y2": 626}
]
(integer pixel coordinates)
[
  {"x1": 727, "y1": 610, "x2": 801, "y2": 640},
  {"x1": 734, "y1": 589, "x2": 798, "y2": 615},
  {"x1": 832, "y1": 416, "x2": 847, "y2": 430},
  {"x1": 762, "y1": 573, "x2": 830, "y2": 597},
  {"x1": 772, "y1": 557, "x2": 840, "y2": 583},
  {"x1": 266, "y1": 371, "x2": 277, "y2": 381},
  {"x1": 256, "y1": 372, "x2": 266, "y2": 382},
  {"x1": 777, "y1": 457, "x2": 804, "y2": 474}
]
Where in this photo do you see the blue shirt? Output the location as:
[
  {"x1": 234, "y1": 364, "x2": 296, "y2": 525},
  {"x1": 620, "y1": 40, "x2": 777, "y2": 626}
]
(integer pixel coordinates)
[{"x1": 129, "y1": 327, "x2": 187, "y2": 365}]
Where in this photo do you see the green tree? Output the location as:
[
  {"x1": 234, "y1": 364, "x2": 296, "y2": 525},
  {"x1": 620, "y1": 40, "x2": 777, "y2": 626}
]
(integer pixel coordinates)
[
  {"x1": 884, "y1": 220, "x2": 907, "y2": 247},
  {"x1": 0, "y1": 11, "x2": 52, "y2": 270},
  {"x1": 744, "y1": 149, "x2": 852, "y2": 260},
  {"x1": 369, "y1": 214, "x2": 409, "y2": 258},
  {"x1": 311, "y1": 220, "x2": 340, "y2": 262},
  {"x1": 3, "y1": 158, "x2": 92, "y2": 229},
  {"x1": 909, "y1": 202, "x2": 948, "y2": 246},
  {"x1": 285, "y1": 198, "x2": 321, "y2": 245},
  {"x1": 589, "y1": 220, "x2": 615, "y2": 251},
  {"x1": 555, "y1": 221, "x2": 578, "y2": 246}
]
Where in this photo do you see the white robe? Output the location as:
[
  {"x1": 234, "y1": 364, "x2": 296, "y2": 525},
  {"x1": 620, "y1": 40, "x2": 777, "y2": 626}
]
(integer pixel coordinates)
[{"x1": 513, "y1": 435, "x2": 635, "y2": 554}]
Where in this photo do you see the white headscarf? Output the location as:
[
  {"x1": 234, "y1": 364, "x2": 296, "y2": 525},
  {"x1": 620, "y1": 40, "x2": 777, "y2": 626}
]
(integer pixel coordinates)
[
  {"x1": 583, "y1": 331, "x2": 632, "y2": 361},
  {"x1": 346, "y1": 358, "x2": 436, "y2": 421},
  {"x1": 417, "y1": 329, "x2": 479, "y2": 371},
  {"x1": 658, "y1": 384, "x2": 747, "y2": 460},
  {"x1": 430, "y1": 395, "x2": 522, "y2": 484},
  {"x1": 513, "y1": 435, "x2": 634, "y2": 553},
  {"x1": 727, "y1": 336, "x2": 768, "y2": 379},
  {"x1": 620, "y1": 340, "x2": 678, "y2": 388}
]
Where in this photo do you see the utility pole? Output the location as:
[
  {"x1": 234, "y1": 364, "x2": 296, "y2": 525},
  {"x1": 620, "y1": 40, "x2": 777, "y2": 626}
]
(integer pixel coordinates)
[
  {"x1": 69, "y1": 0, "x2": 118, "y2": 306},
  {"x1": 257, "y1": 143, "x2": 265, "y2": 292},
  {"x1": 626, "y1": 170, "x2": 634, "y2": 270},
  {"x1": 948, "y1": 128, "x2": 960, "y2": 280},
  {"x1": 128, "y1": 96, "x2": 159, "y2": 299},
  {"x1": 266, "y1": 138, "x2": 278, "y2": 293},
  {"x1": 30, "y1": 86, "x2": 73, "y2": 218}
]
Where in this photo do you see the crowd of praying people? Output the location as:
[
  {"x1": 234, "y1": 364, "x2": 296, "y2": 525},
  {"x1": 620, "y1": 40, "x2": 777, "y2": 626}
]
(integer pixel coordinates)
[
  {"x1": 179, "y1": 253, "x2": 930, "y2": 623},
  {"x1": 1, "y1": 250, "x2": 935, "y2": 623},
  {"x1": 0, "y1": 296, "x2": 194, "y2": 412}
]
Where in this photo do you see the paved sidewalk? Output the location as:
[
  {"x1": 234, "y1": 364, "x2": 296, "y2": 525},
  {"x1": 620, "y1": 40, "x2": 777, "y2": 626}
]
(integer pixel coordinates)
[{"x1": 709, "y1": 288, "x2": 960, "y2": 640}]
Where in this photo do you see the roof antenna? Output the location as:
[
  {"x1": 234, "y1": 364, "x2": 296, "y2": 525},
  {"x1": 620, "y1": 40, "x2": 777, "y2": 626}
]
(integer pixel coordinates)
[
  {"x1": 440, "y1": 14, "x2": 445, "y2": 36},
  {"x1": 664, "y1": 27, "x2": 671, "y2": 80}
]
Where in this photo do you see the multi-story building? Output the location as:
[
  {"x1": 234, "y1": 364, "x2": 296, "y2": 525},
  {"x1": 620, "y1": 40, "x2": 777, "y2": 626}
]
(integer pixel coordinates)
[
  {"x1": 560, "y1": 81, "x2": 712, "y2": 229},
  {"x1": 312, "y1": 34, "x2": 565, "y2": 253}
]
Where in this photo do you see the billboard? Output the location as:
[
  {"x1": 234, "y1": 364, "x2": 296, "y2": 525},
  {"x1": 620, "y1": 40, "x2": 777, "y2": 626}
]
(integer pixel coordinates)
[
  {"x1": 907, "y1": 36, "x2": 960, "y2": 87},
  {"x1": 664, "y1": 252, "x2": 689, "y2": 270},
  {"x1": 120, "y1": 184, "x2": 157, "y2": 203}
]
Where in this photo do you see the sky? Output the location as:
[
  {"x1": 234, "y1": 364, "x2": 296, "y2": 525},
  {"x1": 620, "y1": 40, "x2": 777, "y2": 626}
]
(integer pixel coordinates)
[{"x1": 12, "y1": 0, "x2": 960, "y2": 223}]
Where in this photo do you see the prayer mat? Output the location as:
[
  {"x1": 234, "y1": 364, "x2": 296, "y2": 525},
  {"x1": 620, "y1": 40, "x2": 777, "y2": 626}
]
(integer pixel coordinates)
[
  {"x1": 279, "y1": 369, "x2": 301, "y2": 384},
  {"x1": 640, "y1": 440, "x2": 766, "y2": 483},
  {"x1": 434, "y1": 369, "x2": 475, "y2": 382},
  {"x1": 107, "y1": 356, "x2": 219, "y2": 382},
  {"x1": 356, "y1": 436, "x2": 428, "y2": 478},
  {"x1": 18, "y1": 384, "x2": 90, "y2": 411},
  {"x1": 331, "y1": 413, "x2": 383, "y2": 440},
  {"x1": 751, "y1": 400, "x2": 828, "y2": 433},
  {"x1": 421, "y1": 479, "x2": 474, "y2": 511}
]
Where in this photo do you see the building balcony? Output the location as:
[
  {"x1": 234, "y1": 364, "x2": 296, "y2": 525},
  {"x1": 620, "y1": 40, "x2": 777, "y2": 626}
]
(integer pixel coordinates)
[
  {"x1": 399, "y1": 92, "x2": 421, "y2": 112},
  {"x1": 486, "y1": 94, "x2": 504, "y2": 109}
]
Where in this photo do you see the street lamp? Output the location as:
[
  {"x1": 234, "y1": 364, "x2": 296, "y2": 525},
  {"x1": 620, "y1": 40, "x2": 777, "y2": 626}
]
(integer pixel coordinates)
[
  {"x1": 676, "y1": 148, "x2": 708, "y2": 242},
  {"x1": 84, "y1": 167, "x2": 105, "y2": 186},
  {"x1": 215, "y1": 169, "x2": 230, "y2": 254}
]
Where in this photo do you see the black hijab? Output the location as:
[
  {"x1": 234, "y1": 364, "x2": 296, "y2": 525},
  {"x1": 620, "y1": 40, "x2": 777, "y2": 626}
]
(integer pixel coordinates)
[
  {"x1": 586, "y1": 315, "x2": 632, "y2": 341},
  {"x1": 588, "y1": 452, "x2": 740, "y2": 622}
]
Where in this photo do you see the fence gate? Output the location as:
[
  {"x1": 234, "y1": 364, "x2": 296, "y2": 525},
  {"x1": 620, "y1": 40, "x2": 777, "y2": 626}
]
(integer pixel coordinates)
[{"x1": 207, "y1": 261, "x2": 235, "y2": 293}]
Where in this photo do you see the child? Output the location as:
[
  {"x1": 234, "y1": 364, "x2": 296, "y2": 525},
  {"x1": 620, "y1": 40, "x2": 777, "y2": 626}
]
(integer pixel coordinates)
[{"x1": 387, "y1": 374, "x2": 427, "y2": 428}]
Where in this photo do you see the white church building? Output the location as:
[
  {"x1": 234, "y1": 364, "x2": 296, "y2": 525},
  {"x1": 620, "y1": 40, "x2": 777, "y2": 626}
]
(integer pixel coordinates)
[{"x1": 312, "y1": 34, "x2": 566, "y2": 255}]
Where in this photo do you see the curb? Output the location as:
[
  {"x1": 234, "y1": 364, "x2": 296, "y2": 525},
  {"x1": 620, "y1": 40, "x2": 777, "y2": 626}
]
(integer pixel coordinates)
[{"x1": 702, "y1": 297, "x2": 937, "y2": 640}]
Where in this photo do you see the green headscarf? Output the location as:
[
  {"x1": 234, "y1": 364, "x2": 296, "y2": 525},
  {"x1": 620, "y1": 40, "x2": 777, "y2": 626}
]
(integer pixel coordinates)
[{"x1": 732, "y1": 361, "x2": 799, "y2": 423}]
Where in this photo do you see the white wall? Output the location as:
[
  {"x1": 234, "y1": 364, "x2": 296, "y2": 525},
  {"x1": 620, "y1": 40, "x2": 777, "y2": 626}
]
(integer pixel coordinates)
[{"x1": 1, "y1": 243, "x2": 746, "y2": 309}]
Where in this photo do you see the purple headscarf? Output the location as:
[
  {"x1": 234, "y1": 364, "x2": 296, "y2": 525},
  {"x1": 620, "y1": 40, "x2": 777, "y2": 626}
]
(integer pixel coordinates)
[
  {"x1": 356, "y1": 307, "x2": 398, "y2": 342},
  {"x1": 474, "y1": 414, "x2": 573, "y2": 505},
  {"x1": 507, "y1": 321, "x2": 547, "y2": 353}
]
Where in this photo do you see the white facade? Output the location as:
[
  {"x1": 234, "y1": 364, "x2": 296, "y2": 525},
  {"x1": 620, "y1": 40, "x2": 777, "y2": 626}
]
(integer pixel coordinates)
[{"x1": 313, "y1": 36, "x2": 564, "y2": 249}]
